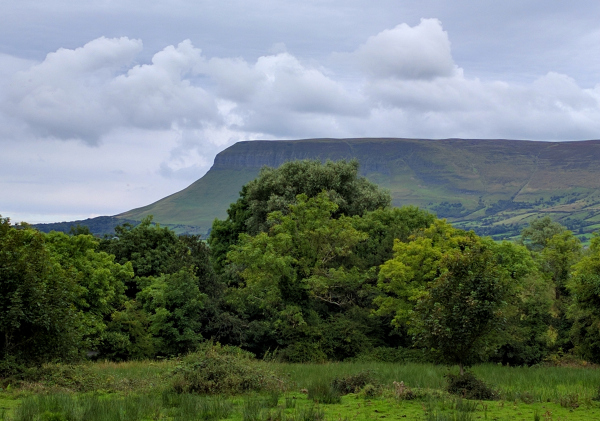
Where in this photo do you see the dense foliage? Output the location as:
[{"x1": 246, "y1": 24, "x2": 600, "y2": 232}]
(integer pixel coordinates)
[{"x1": 3, "y1": 160, "x2": 600, "y2": 374}]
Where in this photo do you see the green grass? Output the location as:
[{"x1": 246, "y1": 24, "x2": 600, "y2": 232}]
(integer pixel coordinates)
[
  {"x1": 273, "y1": 362, "x2": 600, "y2": 403},
  {"x1": 3, "y1": 361, "x2": 600, "y2": 420},
  {"x1": 7, "y1": 392, "x2": 598, "y2": 421}
]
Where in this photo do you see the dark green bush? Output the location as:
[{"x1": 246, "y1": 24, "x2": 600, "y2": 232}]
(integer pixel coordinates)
[
  {"x1": 331, "y1": 370, "x2": 376, "y2": 395},
  {"x1": 445, "y1": 372, "x2": 498, "y2": 400},
  {"x1": 279, "y1": 342, "x2": 327, "y2": 363},
  {"x1": 15, "y1": 364, "x2": 101, "y2": 392},
  {"x1": 348, "y1": 347, "x2": 426, "y2": 363},
  {"x1": 170, "y1": 344, "x2": 280, "y2": 394}
]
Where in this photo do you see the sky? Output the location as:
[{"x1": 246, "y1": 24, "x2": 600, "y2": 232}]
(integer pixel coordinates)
[{"x1": 1, "y1": 1, "x2": 600, "y2": 224}]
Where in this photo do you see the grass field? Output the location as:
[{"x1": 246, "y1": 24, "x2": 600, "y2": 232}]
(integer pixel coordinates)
[{"x1": 2, "y1": 361, "x2": 600, "y2": 420}]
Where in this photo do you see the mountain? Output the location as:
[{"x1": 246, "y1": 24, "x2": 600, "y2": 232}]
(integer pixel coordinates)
[
  {"x1": 116, "y1": 138, "x2": 600, "y2": 241},
  {"x1": 34, "y1": 138, "x2": 600, "y2": 241}
]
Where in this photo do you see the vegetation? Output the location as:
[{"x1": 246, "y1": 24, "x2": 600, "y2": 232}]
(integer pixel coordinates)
[{"x1": 6, "y1": 157, "x2": 600, "y2": 418}]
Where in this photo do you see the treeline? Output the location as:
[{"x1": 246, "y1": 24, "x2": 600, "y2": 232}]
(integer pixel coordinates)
[{"x1": 2, "y1": 160, "x2": 600, "y2": 375}]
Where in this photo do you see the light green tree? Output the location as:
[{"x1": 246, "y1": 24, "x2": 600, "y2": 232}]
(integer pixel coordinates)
[
  {"x1": 45, "y1": 231, "x2": 134, "y2": 350},
  {"x1": 567, "y1": 233, "x2": 600, "y2": 362},
  {"x1": 410, "y1": 237, "x2": 511, "y2": 374},
  {"x1": 375, "y1": 219, "x2": 472, "y2": 330}
]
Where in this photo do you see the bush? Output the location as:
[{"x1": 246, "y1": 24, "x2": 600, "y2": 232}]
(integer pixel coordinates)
[
  {"x1": 0, "y1": 357, "x2": 28, "y2": 380},
  {"x1": 279, "y1": 342, "x2": 327, "y2": 363},
  {"x1": 357, "y1": 384, "x2": 381, "y2": 399},
  {"x1": 331, "y1": 370, "x2": 376, "y2": 395},
  {"x1": 348, "y1": 347, "x2": 427, "y2": 363},
  {"x1": 170, "y1": 343, "x2": 281, "y2": 394},
  {"x1": 11, "y1": 364, "x2": 102, "y2": 392},
  {"x1": 445, "y1": 372, "x2": 498, "y2": 400}
]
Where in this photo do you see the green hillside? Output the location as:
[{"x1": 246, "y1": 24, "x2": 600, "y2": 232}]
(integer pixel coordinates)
[{"x1": 114, "y1": 138, "x2": 600, "y2": 241}]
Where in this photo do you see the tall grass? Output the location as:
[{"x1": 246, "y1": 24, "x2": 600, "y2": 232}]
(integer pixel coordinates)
[
  {"x1": 271, "y1": 362, "x2": 446, "y2": 390},
  {"x1": 12, "y1": 394, "x2": 164, "y2": 421},
  {"x1": 272, "y1": 361, "x2": 600, "y2": 403},
  {"x1": 472, "y1": 364, "x2": 600, "y2": 402}
]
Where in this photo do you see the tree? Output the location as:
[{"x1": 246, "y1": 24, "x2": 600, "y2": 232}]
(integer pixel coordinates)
[
  {"x1": 97, "y1": 300, "x2": 154, "y2": 361},
  {"x1": 0, "y1": 217, "x2": 82, "y2": 370},
  {"x1": 410, "y1": 237, "x2": 511, "y2": 374},
  {"x1": 226, "y1": 193, "x2": 373, "y2": 359},
  {"x1": 520, "y1": 216, "x2": 566, "y2": 252},
  {"x1": 100, "y1": 216, "x2": 182, "y2": 282},
  {"x1": 490, "y1": 241, "x2": 555, "y2": 365},
  {"x1": 138, "y1": 267, "x2": 206, "y2": 356},
  {"x1": 350, "y1": 206, "x2": 436, "y2": 270},
  {"x1": 209, "y1": 160, "x2": 391, "y2": 273},
  {"x1": 567, "y1": 233, "x2": 600, "y2": 362},
  {"x1": 44, "y1": 231, "x2": 134, "y2": 351},
  {"x1": 375, "y1": 220, "x2": 472, "y2": 332}
]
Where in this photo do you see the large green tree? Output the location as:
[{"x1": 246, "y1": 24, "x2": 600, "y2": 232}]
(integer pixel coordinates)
[
  {"x1": 44, "y1": 231, "x2": 134, "y2": 351},
  {"x1": 227, "y1": 193, "x2": 376, "y2": 360},
  {"x1": 410, "y1": 237, "x2": 512, "y2": 374},
  {"x1": 100, "y1": 216, "x2": 182, "y2": 282},
  {"x1": 101, "y1": 218, "x2": 225, "y2": 357},
  {"x1": 209, "y1": 160, "x2": 391, "y2": 273},
  {"x1": 519, "y1": 216, "x2": 566, "y2": 252},
  {"x1": 567, "y1": 233, "x2": 600, "y2": 362},
  {"x1": 518, "y1": 219, "x2": 582, "y2": 354},
  {"x1": 375, "y1": 220, "x2": 471, "y2": 332},
  {"x1": 138, "y1": 268, "x2": 206, "y2": 356},
  {"x1": 0, "y1": 217, "x2": 81, "y2": 371},
  {"x1": 488, "y1": 241, "x2": 555, "y2": 365}
]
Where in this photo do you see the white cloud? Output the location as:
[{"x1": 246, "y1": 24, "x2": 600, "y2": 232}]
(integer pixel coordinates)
[{"x1": 348, "y1": 18, "x2": 456, "y2": 80}]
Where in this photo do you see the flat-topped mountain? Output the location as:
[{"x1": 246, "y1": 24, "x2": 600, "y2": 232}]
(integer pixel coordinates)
[{"x1": 114, "y1": 138, "x2": 600, "y2": 241}]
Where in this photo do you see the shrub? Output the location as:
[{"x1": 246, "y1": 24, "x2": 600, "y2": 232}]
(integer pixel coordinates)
[
  {"x1": 445, "y1": 372, "x2": 497, "y2": 400},
  {"x1": 331, "y1": 370, "x2": 376, "y2": 395},
  {"x1": 279, "y1": 342, "x2": 327, "y2": 363},
  {"x1": 19, "y1": 364, "x2": 101, "y2": 392},
  {"x1": 170, "y1": 344, "x2": 280, "y2": 394},
  {"x1": 348, "y1": 347, "x2": 426, "y2": 363},
  {"x1": 558, "y1": 393, "x2": 579, "y2": 409},
  {"x1": 393, "y1": 381, "x2": 416, "y2": 400},
  {"x1": 357, "y1": 384, "x2": 381, "y2": 399}
]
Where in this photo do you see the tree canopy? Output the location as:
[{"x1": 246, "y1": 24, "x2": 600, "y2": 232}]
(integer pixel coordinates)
[
  {"x1": 3, "y1": 160, "x2": 600, "y2": 373},
  {"x1": 209, "y1": 159, "x2": 391, "y2": 272}
]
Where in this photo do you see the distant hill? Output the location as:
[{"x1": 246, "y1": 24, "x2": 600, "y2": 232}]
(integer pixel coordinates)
[
  {"x1": 31, "y1": 216, "x2": 207, "y2": 237},
  {"x1": 38, "y1": 138, "x2": 600, "y2": 241},
  {"x1": 116, "y1": 138, "x2": 600, "y2": 241},
  {"x1": 32, "y1": 216, "x2": 139, "y2": 236}
]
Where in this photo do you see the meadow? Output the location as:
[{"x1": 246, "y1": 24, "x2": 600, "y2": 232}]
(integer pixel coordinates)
[{"x1": 2, "y1": 360, "x2": 600, "y2": 421}]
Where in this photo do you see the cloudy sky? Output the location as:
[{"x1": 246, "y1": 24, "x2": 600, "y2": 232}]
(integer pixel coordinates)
[{"x1": 2, "y1": 1, "x2": 600, "y2": 224}]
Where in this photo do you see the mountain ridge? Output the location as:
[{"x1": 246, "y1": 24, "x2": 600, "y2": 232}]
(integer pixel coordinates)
[{"x1": 35, "y1": 138, "x2": 600, "y2": 240}]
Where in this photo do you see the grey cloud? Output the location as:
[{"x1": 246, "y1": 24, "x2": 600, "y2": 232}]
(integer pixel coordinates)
[
  {"x1": 4, "y1": 38, "x2": 219, "y2": 144},
  {"x1": 3, "y1": 1, "x2": 600, "y2": 224}
]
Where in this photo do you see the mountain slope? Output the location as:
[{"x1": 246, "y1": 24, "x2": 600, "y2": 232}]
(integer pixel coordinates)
[{"x1": 116, "y1": 138, "x2": 600, "y2": 240}]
